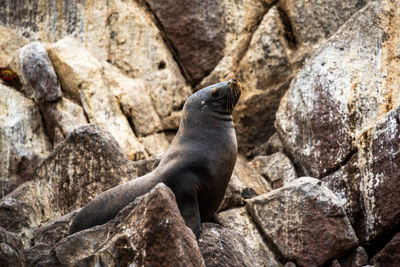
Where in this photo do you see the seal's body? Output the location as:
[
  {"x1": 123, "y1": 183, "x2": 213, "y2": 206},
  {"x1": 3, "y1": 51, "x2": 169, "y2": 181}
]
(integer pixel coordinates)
[{"x1": 69, "y1": 79, "x2": 241, "y2": 236}]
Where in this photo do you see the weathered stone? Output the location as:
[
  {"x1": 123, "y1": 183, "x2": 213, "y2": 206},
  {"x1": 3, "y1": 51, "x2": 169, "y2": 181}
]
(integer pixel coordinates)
[
  {"x1": 107, "y1": 65, "x2": 163, "y2": 136},
  {"x1": 25, "y1": 244, "x2": 59, "y2": 267},
  {"x1": 249, "y1": 152, "x2": 297, "y2": 189},
  {"x1": 48, "y1": 37, "x2": 147, "y2": 160},
  {"x1": 219, "y1": 158, "x2": 271, "y2": 211},
  {"x1": 266, "y1": 132, "x2": 285, "y2": 155},
  {"x1": 218, "y1": 207, "x2": 282, "y2": 267},
  {"x1": 0, "y1": 226, "x2": 25, "y2": 267},
  {"x1": 330, "y1": 260, "x2": 342, "y2": 267},
  {"x1": 0, "y1": 125, "x2": 136, "y2": 247},
  {"x1": 322, "y1": 154, "x2": 362, "y2": 225},
  {"x1": 138, "y1": 133, "x2": 170, "y2": 156},
  {"x1": 130, "y1": 154, "x2": 162, "y2": 177},
  {"x1": 276, "y1": 1, "x2": 400, "y2": 178},
  {"x1": 199, "y1": 0, "x2": 273, "y2": 88},
  {"x1": 277, "y1": 0, "x2": 369, "y2": 48},
  {"x1": 146, "y1": 0, "x2": 225, "y2": 85},
  {"x1": 371, "y1": 232, "x2": 400, "y2": 266},
  {"x1": 0, "y1": 84, "x2": 51, "y2": 198},
  {"x1": 235, "y1": 78, "x2": 292, "y2": 157},
  {"x1": 339, "y1": 246, "x2": 368, "y2": 267},
  {"x1": 0, "y1": 25, "x2": 27, "y2": 66},
  {"x1": 55, "y1": 183, "x2": 205, "y2": 266},
  {"x1": 199, "y1": 222, "x2": 261, "y2": 267},
  {"x1": 32, "y1": 210, "x2": 79, "y2": 248},
  {"x1": 18, "y1": 42, "x2": 62, "y2": 103},
  {"x1": 238, "y1": 6, "x2": 292, "y2": 92},
  {"x1": 247, "y1": 177, "x2": 358, "y2": 266}
]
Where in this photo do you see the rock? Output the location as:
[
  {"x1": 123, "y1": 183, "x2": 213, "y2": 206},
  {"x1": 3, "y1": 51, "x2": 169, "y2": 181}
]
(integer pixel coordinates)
[
  {"x1": 18, "y1": 42, "x2": 62, "y2": 103},
  {"x1": 199, "y1": 0, "x2": 273, "y2": 88},
  {"x1": 247, "y1": 177, "x2": 358, "y2": 266},
  {"x1": 0, "y1": 226, "x2": 25, "y2": 267},
  {"x1": 276, "y1": 1, "x2": 400, "y2": 178},
  {"x1": 0, "y1": 25, "x2": 27, "y2": 66},
  {"x1": 371, "y1": 232, "x2": 400, "y2": 266},
  {"x1": 284, "y1": 263, "x2": 297, "y2": 267},
  {"x1": 219, "y1": 158, "x2": 271, "y2": 211},
  {"x1": 266, "y1": 132, "x2": 285, "y2": 155},
  {"x1": 107, "y1": 65, "x2": 163, "y2": 136},
  {"x1": 146, "y1": 0, "x2": 225, "y2": 85},
  {"x1": 130, "y1": 154, "x2": 162, "y2": 177},
  {"x1": 218, "y1": 207, "x2": 282, "y2": 267},
  {"x1": 55, "y1": 183, "x2": 205, "y2": 266},
  {"x1": 138, "y1": 133, "x2": 170, "y2": 156},
  {"x1": 198, "y1": 222, "x2": 261, "y2": 267},
  {"x1": 0, "y1": 125, "x2": 136, "y2": 247},
  {"x1": 47, "y1": 37, "x2": 147, "y2": 160},
  {"x1": 25, "y1": 244, "x2": 59, "y2": 267},
  {"x1": 0, "y1": 0, "x2": 191, "y2": 129},
  {"x1": 339, "y1": 246, "x2": 368, "y2": 267},
  {"x1": 0, "y1": 84, "x2": 51, "y2": 198},
  {"x1": 330, "y1": 260, "x2": 342, "y2": 267},
  {"x1": 32, "y1": 210, "x2": 79, "y2": 248},
  {"x1": 277, "y1": 0, "x2": 369, "y2": 49},
  {"x1": 249, "y1": 152, "x2": 297, "y2": 189},
  {"x1": 238, "y1": 6, "x2": 292, "y2": 92},
  {"x1": 235, "y1": 78, "x2": 292, "y2": 157}
]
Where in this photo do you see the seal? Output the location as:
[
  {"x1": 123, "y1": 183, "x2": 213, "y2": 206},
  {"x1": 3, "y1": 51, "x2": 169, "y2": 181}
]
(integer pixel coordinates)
[{"x1": 69, "y1": 79, "x2": 241, "y2": 236}]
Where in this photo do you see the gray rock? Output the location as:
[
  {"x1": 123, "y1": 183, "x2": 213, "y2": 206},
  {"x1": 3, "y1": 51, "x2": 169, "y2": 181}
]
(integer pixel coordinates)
[{"x1": 0, "y1": 226, "x2": 25, "y2": 267}]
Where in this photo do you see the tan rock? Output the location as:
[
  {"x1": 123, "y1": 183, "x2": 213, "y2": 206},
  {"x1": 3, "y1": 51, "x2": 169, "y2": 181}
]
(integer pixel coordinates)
[
  {"x1": 249, "y1": 152, "x2": 297, "y2": 189},
  {"x1": 48, "y1": 37, "x2": 147, "y2": 160},
  {"x1": 0, "y1": 84, "x2": 51, "y2": 198},
  {"x1": 138, "y1": 133, "x2": 170, "y2": 156},
  {"x1": 218, "y1": 207, "x2": 281, "y2": 267},
  {"x1": 219, "y1": 158, "x2": 271, "y2": 211},
  {"x1": 0, "y1": 26, "x2": 27, "y2": 66}
]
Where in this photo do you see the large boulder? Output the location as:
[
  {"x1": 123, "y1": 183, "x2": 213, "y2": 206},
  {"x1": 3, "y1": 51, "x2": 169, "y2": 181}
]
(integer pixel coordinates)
[
  {"x1": 0, "y1": 0, "x2": 191, "y2": 129},
  {"x1": 54, "y1": 183, "x2": 205, "y2": 266},
  {"x1": 0, "y1": 226, "x2": 25, "y2": 267},
  {"x1": 0, "y1": 25, "x2": 27, "y2": 66},
  {"x1": 276, "y1": 0, "x2": 400, "y2": 178},
  {"x1": 247, "y1": 177, "x2": 358, "y2": 266},
  {"x1": 198, "y1": 223, "x2": 261, "y2": 267},
  {"x1": 0, "y1": 84, "x2": 51, "y2": 198},
  {"x1": 371, "y1": 232, "x2": 400, "y2": 266},
  {"x1": 0, "y1": 125, "x2": 136, "y2": 246},
  {"x1": 218, "y1": 207, "x2": 281, "y2": 267}
]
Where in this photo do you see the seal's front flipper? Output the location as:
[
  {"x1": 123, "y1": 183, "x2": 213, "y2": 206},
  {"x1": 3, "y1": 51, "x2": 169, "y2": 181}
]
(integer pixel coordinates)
[{"x1": 173, "y1": 184, "x2": 201, "y2": 237}]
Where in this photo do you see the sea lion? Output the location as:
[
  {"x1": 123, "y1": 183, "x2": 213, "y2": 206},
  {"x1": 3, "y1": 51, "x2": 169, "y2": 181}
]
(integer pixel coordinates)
[{"x1": 69, "y1": 79, "x2": 241, "y2": 236}]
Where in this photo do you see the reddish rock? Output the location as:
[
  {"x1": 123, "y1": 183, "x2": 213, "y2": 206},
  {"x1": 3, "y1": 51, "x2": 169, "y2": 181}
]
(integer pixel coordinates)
[
  {"x1": 55, "y1": 183, "x2": 205, "y2": 266},
  {"x1": 198, "y1": 222, "x2": 262, "y2": 267},
  {"x1": 371, "y1": 232, "x2": 400, "y2": 267},
  {"x1": 247, "y1": 177, "x2": 358, "y2": 266},
  {"x1": 146, "y1": 0, "x2": 225, "y2": 85}
]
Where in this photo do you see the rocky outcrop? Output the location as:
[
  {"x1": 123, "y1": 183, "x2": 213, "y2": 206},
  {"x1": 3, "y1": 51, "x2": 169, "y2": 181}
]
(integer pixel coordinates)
[
  {"x1": 0, "y1": 226, "x2": 25, "y2": 267},
  {"x1": 0, "y1": 84, "x2": 51, "y2": 198},
  {"x1": 248, "y1": 177, "x2": 358, "y2": 266},
  {"x1": 0, "y1": 125, "x2": 136, "y2": 246},
  {"x1": 54, "y1": 183, "x2": 205, "y2": 266}
]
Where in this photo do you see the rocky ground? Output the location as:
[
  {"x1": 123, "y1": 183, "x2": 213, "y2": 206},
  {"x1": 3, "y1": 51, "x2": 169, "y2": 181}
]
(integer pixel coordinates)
[{"x1": 0, "y1": 0, "x2": 399, "y2": 266}]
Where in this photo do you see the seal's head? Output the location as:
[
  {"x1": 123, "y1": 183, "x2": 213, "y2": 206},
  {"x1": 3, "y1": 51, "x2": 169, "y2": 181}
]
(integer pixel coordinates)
[{"x1": 185, "y1": 79, "x2": 242, "y2": 116}]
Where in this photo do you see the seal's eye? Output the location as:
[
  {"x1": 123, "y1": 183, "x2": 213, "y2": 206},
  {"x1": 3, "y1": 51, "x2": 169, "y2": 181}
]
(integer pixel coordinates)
[{"x1": 211, "y1": 88, "x2": 221, "y2": 99}]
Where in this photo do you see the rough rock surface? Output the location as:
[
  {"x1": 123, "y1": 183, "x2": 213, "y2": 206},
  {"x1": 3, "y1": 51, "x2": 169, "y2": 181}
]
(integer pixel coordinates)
[
  {"x1": 248, "y1": 177, "x2": 358, "y2": 266},
  {"x1": 55, "y1": 183, "x2": 205, "y2": 266},
  {"x1": 218, "y1": 207, "x2": 282, "y2": 267},
  {"x1": 198, "y1": 222, "x2": 261, "y2": 267},
  {"x1": 276, "y1": 0, "x2": 400, "y2": 178},
  {"x1": 0, "y1": 226, "x2": 25, "y2": 267},
  {"x1": 249, "y1": 152, "x2": 297, "y2": 189},
  {"x1": 0, "y1": 25, "x2": 26, "y2": 66},
  {"x1": 371, "y1": 232, "x2": 400, "y2": 266},
  {"x1": 0, "y1": 125, "x2": 136, "y2": 246},
  {"x1": 219, "y1": 157, "x2": 271, "y2": 211},
  {"x1": 0, "y1": 84, "x2": 51, "y2": 198}
]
